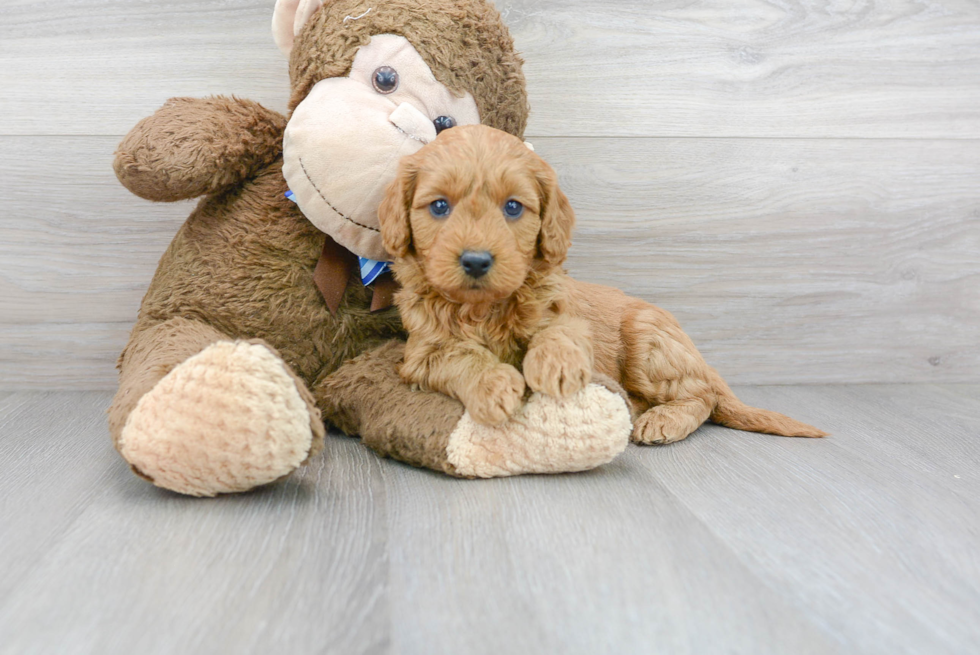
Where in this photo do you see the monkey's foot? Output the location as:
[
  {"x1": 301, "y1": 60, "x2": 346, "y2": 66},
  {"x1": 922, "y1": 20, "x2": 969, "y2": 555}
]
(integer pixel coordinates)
[
  {"x1": 119, "y1": 341, "x2": 320, "y2": 496},
  {"x1": 446, "y1": 383, "x2": 632, "y2": 478}
]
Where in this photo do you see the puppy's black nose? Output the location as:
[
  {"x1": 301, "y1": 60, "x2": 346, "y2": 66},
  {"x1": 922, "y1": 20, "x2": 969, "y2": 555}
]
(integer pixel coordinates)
[{"x1": 460, "y1": 250, "x2": 494, "y2": 279}]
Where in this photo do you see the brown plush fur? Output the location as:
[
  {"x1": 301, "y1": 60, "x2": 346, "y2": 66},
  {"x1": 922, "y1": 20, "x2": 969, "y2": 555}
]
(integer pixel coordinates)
[
  {"x1": 109, "y1": 0, "x2": 531, "y2": 485},
  {"x1": 381, "y1": 126, "x2": 828, "y2": 442},
  {"x1": 318, "y1": 340, "x2": 632, "y2": 476},
  {"x1": 114, "y1": 97, "x2": 288, "y2": 202},
  {"x1": 316, "y1": 341, "x2": 464, "y2": 474},
  {"x1": 111, "y1": 317, "x2": 326, "y2": 483},
  {"x1": 290, "y1": 0, "x2": 529, "y2": 138}
]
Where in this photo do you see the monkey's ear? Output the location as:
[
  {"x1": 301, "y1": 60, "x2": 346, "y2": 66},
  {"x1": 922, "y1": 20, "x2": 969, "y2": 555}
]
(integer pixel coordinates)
[
  {"x1": 535, "y1": 162, "x2": 575, "y2": 266},
  {"x1": 378, "y1": 160, "x2": 418, "y2": 259},
  {"x1": 272, "y1": 0, "x2": 324, "y2": 56}
]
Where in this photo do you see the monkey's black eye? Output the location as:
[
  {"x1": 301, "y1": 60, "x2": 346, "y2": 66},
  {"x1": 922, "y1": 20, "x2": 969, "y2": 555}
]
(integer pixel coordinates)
[
  {"x1": 503, "y1": 199, "x2": 524, "y2": 220},
  {"x1": 429, "y1": 199, "x2": 452, "y2": 218},
  {"x1": 433, "y1": 116, "x2": 456, "y2": 134},
  {"x1": 372, "y1": 66, "x2": 399, "y2": 94}
]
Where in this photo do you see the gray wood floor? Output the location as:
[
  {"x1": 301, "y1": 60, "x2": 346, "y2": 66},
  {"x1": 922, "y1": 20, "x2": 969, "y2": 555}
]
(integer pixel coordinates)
[{"x1": 1, "y1": 386, "x2": 978, "y2": 654}]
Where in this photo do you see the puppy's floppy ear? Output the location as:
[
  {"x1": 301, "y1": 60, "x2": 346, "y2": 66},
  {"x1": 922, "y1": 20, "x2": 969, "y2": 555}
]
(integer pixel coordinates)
[
  {"x1": 534, "y1": 161, "x2": 575, "y2": 266},
  {"x1": 378, "y1": 159, "x2": 418, "y2": 259}
]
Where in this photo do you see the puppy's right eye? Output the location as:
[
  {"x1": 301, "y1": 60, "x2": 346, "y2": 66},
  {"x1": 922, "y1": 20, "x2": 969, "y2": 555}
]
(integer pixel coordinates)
[
  {"x1": 429, "y1": 199, "x2": 452, "y2": 219},
  {"x1": 503, "y1": 199, "x2": 524, "y2": 220}
]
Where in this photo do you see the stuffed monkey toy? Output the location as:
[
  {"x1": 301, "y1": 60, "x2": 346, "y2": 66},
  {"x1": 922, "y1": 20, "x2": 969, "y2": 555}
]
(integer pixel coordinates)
[{"x1": 109, "y1": 0, "x2": 632, "y2": 496}]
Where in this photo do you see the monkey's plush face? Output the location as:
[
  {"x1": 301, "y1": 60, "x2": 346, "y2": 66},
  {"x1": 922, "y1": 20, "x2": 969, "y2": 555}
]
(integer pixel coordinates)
[{"x1": 282, "y1": 34, "x2": 481, "y2": 261}]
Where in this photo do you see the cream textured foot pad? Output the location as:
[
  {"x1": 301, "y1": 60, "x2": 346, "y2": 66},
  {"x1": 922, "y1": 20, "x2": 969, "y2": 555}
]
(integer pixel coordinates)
[
  {"x1": 446, "y1": 383, "x2": 632, "y2": 478},
  {"x1": 119, "y1": 341, "x2": 314, "y2": 496}
]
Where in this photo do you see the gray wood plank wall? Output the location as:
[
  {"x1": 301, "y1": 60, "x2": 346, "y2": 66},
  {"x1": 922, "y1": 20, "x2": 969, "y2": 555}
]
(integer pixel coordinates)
[{"x1": 1, "y1": 0, "x2": 978, "y2": 389}]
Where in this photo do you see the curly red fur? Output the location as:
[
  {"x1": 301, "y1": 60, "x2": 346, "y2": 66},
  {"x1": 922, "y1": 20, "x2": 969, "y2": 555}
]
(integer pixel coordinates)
[{"x1": 382, "y1": 125, "x2": 828, "y2": 440}]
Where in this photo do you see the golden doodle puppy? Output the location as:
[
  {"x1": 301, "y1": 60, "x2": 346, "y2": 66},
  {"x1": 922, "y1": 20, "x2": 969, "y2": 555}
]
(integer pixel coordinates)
[{"x1": 379, "y1": 125, "x2": 826, "y2": 444}]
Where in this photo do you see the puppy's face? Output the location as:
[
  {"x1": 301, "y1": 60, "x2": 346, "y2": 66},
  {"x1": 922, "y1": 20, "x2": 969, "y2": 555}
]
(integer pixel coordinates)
[{"x1": 379, "y1": 125, "x2": 574, "y2": 304}]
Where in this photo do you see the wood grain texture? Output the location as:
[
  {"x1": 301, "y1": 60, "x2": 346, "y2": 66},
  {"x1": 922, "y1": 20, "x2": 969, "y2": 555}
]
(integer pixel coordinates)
[
  {"x1": 0, "y1": 393, "x2": 119, "y2": 601},
  {"x1": 508, "y1": 0, "x2": 980, "y2": 138},
  {"x1": 0, "y1": 322, "x2": 132, "y2": 390},
  {"x1": 640, "y1": 384, "x2": 980, "y2": 654},
  {"x1": 0, "y1": 393, "x2": 391, "y2": 655},
  {"x1": 0, "y1": 0, "x2": 291, "y2": 137},
  {"x1": 2, "y1": 135, "x2": 976, "y2": 388},
  {"x1": 2, "y1": 0, "x2": 979, "y2": 138},
  {"x1": 2, "y1": 0, "x2": 978, "y2": 387},
  {"x1": 380, "y1": 454, "x2": 836, "y2": 654},
  {"x1": 1, "y1": 387, "x2": 978, "y2": 653},
  {"x1": 0, "y1": 137, "x2": 188, "y2": 325},
  {"x1": 544, "y1": 137, "x2": 980, "y2": 384}
]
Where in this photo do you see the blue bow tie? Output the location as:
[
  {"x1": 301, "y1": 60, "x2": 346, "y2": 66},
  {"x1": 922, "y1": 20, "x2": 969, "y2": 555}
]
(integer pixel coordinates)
[{"x1": 358, "y1": 257, "x2": 390, "y2": 285}]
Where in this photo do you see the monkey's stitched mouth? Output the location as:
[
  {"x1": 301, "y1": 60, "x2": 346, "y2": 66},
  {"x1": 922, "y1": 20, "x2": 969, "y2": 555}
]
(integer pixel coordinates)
[{"x1": 298, "y1": 157, "x2": 380, "y2": 234}]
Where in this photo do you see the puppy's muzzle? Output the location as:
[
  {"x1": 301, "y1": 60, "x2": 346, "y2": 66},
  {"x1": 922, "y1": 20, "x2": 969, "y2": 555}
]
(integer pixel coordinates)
[{"x1": 460, "y1": 250, "x2": 494, "y2": 279}]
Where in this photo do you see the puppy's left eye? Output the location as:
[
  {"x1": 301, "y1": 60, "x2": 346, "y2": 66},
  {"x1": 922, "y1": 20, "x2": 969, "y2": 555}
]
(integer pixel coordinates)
[
  {"x1": 429, "y1": 199, "x2": 452, "y2": 218},
  {"x1": 503, "y1": 199, "x2": 524, "y2": 220}
]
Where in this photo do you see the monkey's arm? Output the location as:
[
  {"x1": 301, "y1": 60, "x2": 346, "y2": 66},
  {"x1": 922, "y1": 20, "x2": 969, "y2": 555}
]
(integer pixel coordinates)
[
  {"x1": 114, "y1": 96, "x2": 286, "y2": 202},
  {"x1": 314, "y1": 341, "x2": 631, "y2": 479}
]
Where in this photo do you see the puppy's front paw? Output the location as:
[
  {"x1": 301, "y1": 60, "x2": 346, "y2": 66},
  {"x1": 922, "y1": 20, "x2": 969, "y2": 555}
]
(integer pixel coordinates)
[
  {"x1": 467, "y1": 364, "x2": 526, "y2": 426},
  {"x1": 523, "y1": 338, "x2": 592, "y2": 399}
]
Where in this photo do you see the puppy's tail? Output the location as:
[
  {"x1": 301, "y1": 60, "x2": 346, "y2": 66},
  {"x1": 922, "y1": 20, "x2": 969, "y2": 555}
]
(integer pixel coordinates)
[{"x1": 708, "y1": 371, "x2": 828, "y2": 438}]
